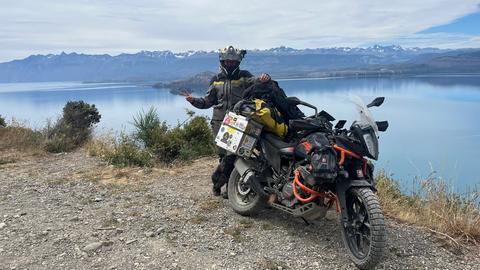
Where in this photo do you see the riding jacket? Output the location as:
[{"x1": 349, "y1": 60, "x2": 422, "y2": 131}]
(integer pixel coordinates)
[{"x1": 190, "y1": 69, "x2": 254, "y2": 135}]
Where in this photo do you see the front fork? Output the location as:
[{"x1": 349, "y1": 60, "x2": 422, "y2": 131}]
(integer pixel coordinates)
[{"x1": 336, "y1": 179, "x2": 376, "y2": 226}]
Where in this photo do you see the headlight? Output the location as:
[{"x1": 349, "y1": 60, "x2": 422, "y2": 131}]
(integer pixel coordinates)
[
  {"x1": 362, "y1": 130, "x2": 378, "y2": 160},
  {"x1": 351, "y1": 124, "x2": 379, "y2": 160}
]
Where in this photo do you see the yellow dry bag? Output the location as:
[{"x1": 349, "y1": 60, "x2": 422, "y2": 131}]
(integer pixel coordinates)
[{"x1": 251, "y1": 99, "x2": 288, "y2": 137}]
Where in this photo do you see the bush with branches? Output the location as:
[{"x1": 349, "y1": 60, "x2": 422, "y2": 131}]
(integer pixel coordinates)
[{"x1": 45, "y1": 101, "x2": 101, "y2": 152}]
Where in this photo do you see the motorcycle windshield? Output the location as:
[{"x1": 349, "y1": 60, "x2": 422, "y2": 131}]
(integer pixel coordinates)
[{"x1": 350, "y1": 95, "x2": 379, "y2": 136}]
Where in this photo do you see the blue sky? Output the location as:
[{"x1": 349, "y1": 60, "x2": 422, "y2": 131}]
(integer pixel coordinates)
[
  {"x1": 0, "y1": 0, "x2": 479, "y2": 62},
  {"x1": 420, "y1": 12, "x2": 480, "y2": 35}
]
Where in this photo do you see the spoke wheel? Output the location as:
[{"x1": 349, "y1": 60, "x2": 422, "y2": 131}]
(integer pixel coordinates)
[
  {"x1": 228, "y1": 168, "x2": 265, "y2": 216},
  {"x1": 341, "y1": 188, "x2": 386, "y2": 270}
]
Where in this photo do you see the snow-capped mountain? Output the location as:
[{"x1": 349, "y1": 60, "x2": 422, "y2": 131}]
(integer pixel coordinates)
[{"x1": 0, "y1": 45, "x2": 476, "y2": 83}]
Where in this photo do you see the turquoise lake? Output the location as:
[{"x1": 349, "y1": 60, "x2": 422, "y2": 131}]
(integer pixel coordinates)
[{"x1": 1, "y1": 75, "x2": 479, "y2": 192}]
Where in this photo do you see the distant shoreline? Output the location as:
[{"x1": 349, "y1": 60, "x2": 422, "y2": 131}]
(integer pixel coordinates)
[
  {"x1": 0, "y1": 72, "x2": 479, "y2": 87},
  {"x1": 274, "y1": 72, "x2": 480, "y2": 82}
]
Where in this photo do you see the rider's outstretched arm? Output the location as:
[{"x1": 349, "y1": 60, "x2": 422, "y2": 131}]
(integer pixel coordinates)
[{"x1": 189, "y1": 77, "x2": 218, "y2": 109}]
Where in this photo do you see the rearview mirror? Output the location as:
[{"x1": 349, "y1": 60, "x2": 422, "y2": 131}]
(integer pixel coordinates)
[
  {"x1": 335, "y1": 120, "x2": 347, "y2": 129},
  {"x1": 367, "y1": 97, "x2": 385, "y2": 108},
  {"x1": 286, "y1": 96, "x2": 318, "y2": 116},
  {"x1": 319, "y1": 110, "x2": 335, "y2": 121},
  {"x1": 376, "y1": 121, "x2": 389, "y2": 132}
]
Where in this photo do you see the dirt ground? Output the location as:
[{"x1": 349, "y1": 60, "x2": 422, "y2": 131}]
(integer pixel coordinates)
[{"x1": 0, "y1": 150, "x2": 479, "y2": 270}]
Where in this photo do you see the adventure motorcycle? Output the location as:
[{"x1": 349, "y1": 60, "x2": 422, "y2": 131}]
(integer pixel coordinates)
[{"x1": 216, "y1": 96, "x2": 388, "y2": 270}]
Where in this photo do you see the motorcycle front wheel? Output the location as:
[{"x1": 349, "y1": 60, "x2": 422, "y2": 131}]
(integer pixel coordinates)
[
  {"x1": 227, "y1": 168, "x2": 265, "y2": 216},
  {"x1": 340, "y1": 187, "x2": 387, "y2": 270}
]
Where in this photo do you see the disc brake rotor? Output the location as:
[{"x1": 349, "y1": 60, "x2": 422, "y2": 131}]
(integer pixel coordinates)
[{"x1": 237, "y1": 171, "x2": 253, "y2": 196}]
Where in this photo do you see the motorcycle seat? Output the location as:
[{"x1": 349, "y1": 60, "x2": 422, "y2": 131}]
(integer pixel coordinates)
[{"x1": 263, "y1": 133, "x2": 296, "y2": 156}]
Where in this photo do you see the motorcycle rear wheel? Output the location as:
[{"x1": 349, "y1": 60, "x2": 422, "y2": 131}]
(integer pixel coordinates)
[
  {"x1": 340, "y1": 187, "x2": 386, "y2": 270},
  {"x1": 227, "y1": 168, "x2": 264, "y2": 216}
]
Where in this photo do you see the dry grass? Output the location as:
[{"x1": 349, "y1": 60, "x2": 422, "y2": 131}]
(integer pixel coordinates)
[
  {"x1": 86, "y1": 133, "x2": 153, "y2": 167},
  {"x1": 376, "y1": 171, "x2": 480, "y2": 247},
  {"x1": 223, "y1": 220, "x2": 256, "y2": 242},
  {"x1": 0, "y1": 157, "x2": 16, "y2": 165},
  {"x1": 257, "y1": 258, "x2": 289, "y2": 270},
  {"x1": 85, "y1": 133, "x2": 115, "y2": 157},
  {"x1": 189, "y1": 214, "x2": 208, "y2": 224},
  {"x1": 80, "y1": 165, "x2": 149, "y2": 186},
  {"x1": 261, "y1": 223, "x2": 274, "y2": 231},
  {"x1": 199, "y1": 198, "x2": 221, "y2": 211},
  {"x1": 223, "y1": 226, "x2": 243, "y2": 242},
  {"x1": 0, "y1": 122, "x2": 45, "y2": 154},
  {"x1": 238, "y1": 218, "x2": 254, "y2": 229},
  {"x1": 101, "y1": 217, "x2": 120, "y2": 228}
]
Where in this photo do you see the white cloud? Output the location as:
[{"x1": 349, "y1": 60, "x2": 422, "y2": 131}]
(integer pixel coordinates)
[
  {"x1": 379, "y1": 33, "x2": 480, "y2": 48},
  {"x1": 0, "y1": 0, "x2": 479, "y2": 62}
]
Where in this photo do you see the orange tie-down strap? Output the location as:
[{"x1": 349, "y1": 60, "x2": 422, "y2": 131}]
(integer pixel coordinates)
[{"x1": 292, "y1": 170, "x2": 340, "y2": 212}]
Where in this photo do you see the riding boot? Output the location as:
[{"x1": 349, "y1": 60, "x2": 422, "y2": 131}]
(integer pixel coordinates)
[
  {"x1": 212, "y1": 187, "x2": 221, "y2": 197},
  {"x1": 211, "y1": 164, "x2": 222, "y2": 196},
  {"x1": 222, "y1": 183, "x2": 229, "y2": 199}
]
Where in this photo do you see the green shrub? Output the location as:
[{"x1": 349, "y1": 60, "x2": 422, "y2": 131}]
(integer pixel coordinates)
[
  {"x1": 44, "y1": 120, "x2": 76, "y2": 153},
  {"x1": 104, "y1": 134, "x2": 153, "y2": 167},
  {"x1": 133, "y1": 107, "x2": 168, "y2": 148},
  {"x1": 0, "y1": 115, "x2": 6, "y2": 127},
  {"x1": 179, "y1": 115, "x2": 215, "y2": 159},
  {"x1": 63, "y1": 101, "x2": 101, "y2": 130},
  {"x1": 45, "y1": 132, "x2": 76, "y2": 153},
  {"x1": 150, "y1": 126, "x2": 184, "y2": 162},
  {"x1": 45, "y1": 101, "x2": 101, "y2": 152},
  {"x1": 133, "y1": 108, "x2": 215, "y2": 163}
]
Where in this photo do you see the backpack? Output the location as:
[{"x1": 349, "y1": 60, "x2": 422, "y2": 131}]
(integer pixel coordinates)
[{"x1": 242, "y1": 80, "x2": 305, "y2": 122}]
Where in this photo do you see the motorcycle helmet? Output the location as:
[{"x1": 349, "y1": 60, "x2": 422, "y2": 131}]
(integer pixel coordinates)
[
  {"x1": 219, "y1": 46, "x2": 246, "y2": 77},
  {"x1": 233, "y1": 100, "x2": 256, "y2": 116}
]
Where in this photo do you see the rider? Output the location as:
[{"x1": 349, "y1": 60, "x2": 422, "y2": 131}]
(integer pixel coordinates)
[{"x1": 185, "y1": 45, "x2": 270, "y2": 197}]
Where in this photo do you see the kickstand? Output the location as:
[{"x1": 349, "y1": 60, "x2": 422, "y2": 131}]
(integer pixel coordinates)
[{"x1": 301, "y1": 217, "x2": 310, "y2": 226}]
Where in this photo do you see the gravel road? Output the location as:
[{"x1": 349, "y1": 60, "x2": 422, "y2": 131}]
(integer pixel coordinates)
[{"x1": 0, "y1": 151, "x2": 478, "y2": 270}]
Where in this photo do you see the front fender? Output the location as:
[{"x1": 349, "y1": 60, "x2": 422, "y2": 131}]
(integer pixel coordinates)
[{"x1": 336, "y1": 179, "x2": 375, "y2": 224}]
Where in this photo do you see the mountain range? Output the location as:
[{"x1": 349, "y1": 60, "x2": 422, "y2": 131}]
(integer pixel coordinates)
[{"x1": 0, "y1": 45, "x2": 479, "y2": 83}]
